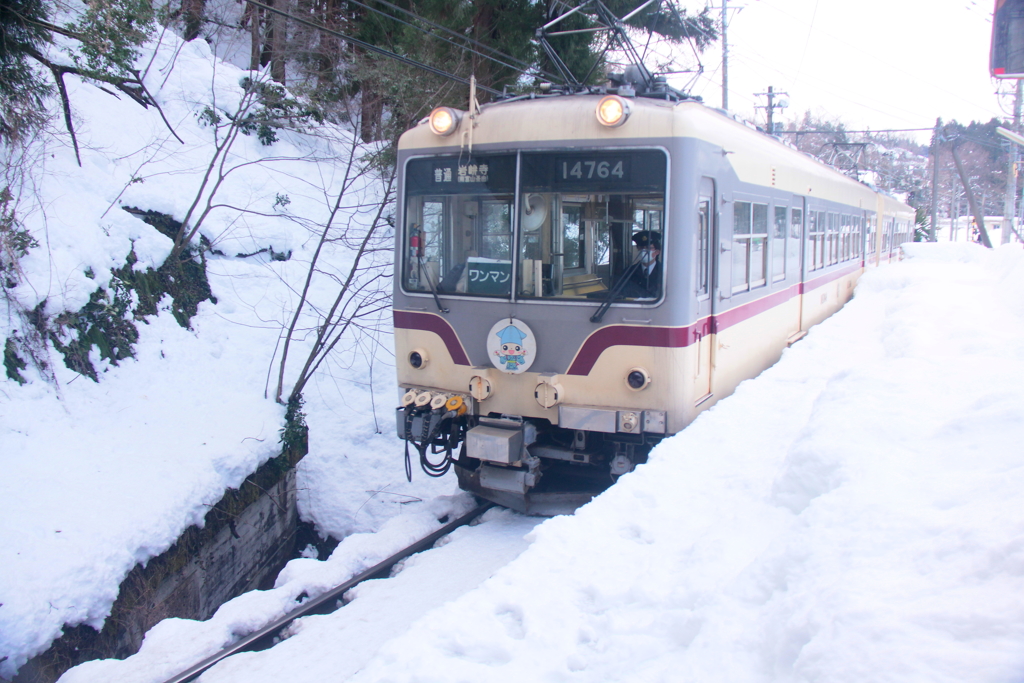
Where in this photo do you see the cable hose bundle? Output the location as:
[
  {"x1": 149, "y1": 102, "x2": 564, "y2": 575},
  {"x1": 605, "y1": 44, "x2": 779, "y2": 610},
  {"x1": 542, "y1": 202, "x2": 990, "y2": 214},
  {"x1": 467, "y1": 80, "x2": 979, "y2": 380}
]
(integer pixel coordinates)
[{"x1": 402, "y1": 405, "x2": 463, "y2": 481}]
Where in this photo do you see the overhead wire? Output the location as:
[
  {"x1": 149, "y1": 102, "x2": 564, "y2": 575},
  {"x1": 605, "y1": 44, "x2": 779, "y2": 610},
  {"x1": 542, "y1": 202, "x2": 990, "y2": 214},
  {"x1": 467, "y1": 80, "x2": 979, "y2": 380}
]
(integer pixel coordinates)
[
  {"x1": 343, "y1": 0, "x2": 565, "y2": 84},
  {"x1": 243, "y1": 0, "x2": 504, "y2": 96}
]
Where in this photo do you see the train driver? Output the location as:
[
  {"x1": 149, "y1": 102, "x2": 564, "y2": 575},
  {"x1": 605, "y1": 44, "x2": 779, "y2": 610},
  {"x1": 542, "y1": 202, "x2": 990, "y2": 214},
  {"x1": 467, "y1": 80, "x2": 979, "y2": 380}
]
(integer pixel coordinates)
[{"x1": 625, "y1": 230, "x2": 662, "y2": 298}]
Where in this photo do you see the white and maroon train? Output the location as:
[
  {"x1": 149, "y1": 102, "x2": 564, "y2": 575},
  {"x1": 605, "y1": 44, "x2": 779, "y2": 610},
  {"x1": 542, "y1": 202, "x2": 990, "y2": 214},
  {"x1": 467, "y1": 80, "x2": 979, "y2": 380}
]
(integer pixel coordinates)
[{"x1": 393, "y1": 80, "x2": 915, "y2": 514}]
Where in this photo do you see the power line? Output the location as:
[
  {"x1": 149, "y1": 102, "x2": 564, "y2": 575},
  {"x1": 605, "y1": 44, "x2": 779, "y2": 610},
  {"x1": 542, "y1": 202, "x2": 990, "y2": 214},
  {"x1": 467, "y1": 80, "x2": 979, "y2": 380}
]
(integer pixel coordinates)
[
  {"x1": 787, "y1": 128, "x2": 934, "y2": 134},
  {"x1": 343, "y1": 0, "x2": 564, "y2": 84},
  {"x1": 244, "y1": 0, "x2": 504, "y2": 96}
]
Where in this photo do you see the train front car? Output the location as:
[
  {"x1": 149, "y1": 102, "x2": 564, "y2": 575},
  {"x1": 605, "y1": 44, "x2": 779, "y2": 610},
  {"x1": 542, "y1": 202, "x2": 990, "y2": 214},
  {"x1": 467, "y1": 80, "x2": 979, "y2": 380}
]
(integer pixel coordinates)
[
  {"x1": 392, "y1": 90, "x2": 895, "y2": 514},
  {"x1": 394, "y1": 94, "x2": 693, "y2": 514}
]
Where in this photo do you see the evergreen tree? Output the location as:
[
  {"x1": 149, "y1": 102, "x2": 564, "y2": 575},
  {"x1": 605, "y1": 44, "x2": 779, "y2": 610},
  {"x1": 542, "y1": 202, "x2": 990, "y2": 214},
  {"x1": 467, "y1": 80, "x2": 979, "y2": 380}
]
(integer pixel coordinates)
[{"x1": 0, "y1": 0, "x2": 52, "y2": 141}]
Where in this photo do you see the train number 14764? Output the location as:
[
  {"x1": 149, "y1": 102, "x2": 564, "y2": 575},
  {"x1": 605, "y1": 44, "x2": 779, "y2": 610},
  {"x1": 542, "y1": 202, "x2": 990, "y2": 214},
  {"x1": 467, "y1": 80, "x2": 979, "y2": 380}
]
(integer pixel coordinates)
[{"x1": 561, "y1": 159, "x2": 625, "y2": 180}]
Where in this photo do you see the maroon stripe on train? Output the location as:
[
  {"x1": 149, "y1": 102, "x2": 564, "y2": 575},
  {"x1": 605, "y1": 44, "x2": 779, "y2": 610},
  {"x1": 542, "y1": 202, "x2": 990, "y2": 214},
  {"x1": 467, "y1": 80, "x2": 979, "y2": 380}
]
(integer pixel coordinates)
[
  {"x1": 799, "y1": 261, "x2": 863, "y2": 294},
  {"x1": 567, "y1": 263, "x2": 864, "y2": 376},
  {"x1": 397, "y1": 263, "x2": 865, "y2": 376},
  {"x1": 393, "y1": 310, "x2": 471, "y2": 366}
]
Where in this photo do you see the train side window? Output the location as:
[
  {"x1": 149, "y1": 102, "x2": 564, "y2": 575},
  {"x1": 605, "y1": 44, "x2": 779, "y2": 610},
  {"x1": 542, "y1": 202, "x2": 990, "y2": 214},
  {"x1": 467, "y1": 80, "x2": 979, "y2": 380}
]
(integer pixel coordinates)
[
  {"x1": 841, "y1": 214, "x2": 850, "y2": 262},
  {"x1": 752, "y1": 204, "x2": 768, "y2": 288},
  {"x1": 807, "y1": 210, "x2": 823, "y2": 271},
  {"x1": 851, "y1": 215, "x2": 860, "y2": 258},
  {"x1": 773, "y1": 206, "x2": 787, "y2": 281},
  {"x1": 732, "y1": 201, "x2": 768, "y2": 293},
  {"x1": 827, "y1": 213, "x2": 837, "y2": 265},
  {"x1": 732, "y1": 201, "x2": 751, "y2": 293},
  {"x1": 697, "y1": 199, "x2": 711, "y2": 297},
  {"x1": 789, "y1": 207, "x2": 803, "y2": 275}
]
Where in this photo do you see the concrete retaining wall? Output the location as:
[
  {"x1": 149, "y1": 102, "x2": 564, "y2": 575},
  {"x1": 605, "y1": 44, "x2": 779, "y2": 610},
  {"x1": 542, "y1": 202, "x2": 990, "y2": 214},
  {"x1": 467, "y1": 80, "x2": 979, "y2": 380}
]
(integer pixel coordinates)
[{"x1": 13, "y1": 445, "x2": 305, "y2": 683}]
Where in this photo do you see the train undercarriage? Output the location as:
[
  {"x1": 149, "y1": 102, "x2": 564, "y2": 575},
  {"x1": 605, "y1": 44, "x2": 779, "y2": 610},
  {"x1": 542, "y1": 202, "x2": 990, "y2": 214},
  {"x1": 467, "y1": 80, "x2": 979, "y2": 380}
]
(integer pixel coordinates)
[{"x1": 397, "y1": 391, "x2": 663, "y2": 515}]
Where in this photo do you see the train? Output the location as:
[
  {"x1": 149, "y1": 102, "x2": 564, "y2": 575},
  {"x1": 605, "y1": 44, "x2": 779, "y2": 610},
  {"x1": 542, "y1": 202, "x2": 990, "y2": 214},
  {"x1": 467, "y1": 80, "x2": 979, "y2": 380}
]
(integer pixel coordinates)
[{"x1": 392, "y1": 72, "x2": 916, "y2": 515}]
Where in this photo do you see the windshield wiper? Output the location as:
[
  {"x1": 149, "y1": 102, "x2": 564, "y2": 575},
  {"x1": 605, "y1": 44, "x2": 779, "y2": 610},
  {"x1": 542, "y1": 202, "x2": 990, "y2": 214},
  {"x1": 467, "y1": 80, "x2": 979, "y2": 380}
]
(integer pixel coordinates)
[
  {"x1": 590, "y1": 257, "x2": 641, "y2": 323},
  {"x1": 418, "y1": 256, "x2": 449, "y2": 314}
]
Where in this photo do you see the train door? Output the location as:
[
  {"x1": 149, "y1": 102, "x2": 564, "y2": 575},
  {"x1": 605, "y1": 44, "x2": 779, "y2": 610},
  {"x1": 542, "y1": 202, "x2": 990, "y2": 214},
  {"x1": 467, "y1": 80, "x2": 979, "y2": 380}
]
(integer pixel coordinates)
[{"x1": 694, "y1": 178, "x2": 716, "y2": 404}]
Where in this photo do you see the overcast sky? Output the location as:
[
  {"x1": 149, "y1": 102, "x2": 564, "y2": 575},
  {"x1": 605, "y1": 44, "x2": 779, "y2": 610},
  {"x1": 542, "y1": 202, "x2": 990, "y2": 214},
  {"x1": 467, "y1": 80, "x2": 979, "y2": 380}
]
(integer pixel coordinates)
[{"x1": 671, "y1": 0, "x2": 1008, "y2": 142}]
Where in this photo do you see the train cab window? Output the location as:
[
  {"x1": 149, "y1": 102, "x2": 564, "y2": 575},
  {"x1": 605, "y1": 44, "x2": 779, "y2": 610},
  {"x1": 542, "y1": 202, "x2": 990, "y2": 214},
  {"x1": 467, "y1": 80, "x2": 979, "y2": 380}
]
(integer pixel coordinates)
[
  {"x1": 773, "y1": 206, "x2": 787, "y2": 281},
  {"x1": 402, "y1": 154, "x2": 516, "y2": 297},
  {"x1": 732, "y1": 201, "x2": 769, "y2": 293},
  {"x1": 517, "y1": 149, "x2": 667, "y2": 301}
]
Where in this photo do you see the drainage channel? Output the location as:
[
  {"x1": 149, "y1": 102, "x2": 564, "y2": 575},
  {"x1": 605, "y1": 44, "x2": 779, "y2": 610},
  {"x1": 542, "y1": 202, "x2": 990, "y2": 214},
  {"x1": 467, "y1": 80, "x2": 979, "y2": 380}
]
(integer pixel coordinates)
[{"x1": 162, "y1": 502, "x2": 494, "y2": 683}]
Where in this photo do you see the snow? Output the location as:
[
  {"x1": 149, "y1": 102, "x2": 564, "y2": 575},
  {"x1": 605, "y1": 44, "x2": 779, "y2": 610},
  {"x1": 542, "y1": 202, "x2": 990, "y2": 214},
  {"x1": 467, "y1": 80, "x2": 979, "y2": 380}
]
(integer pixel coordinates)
[
  {"x1": 5, "y1": 18, "x2": 1024, "y2": 683},
  {"x1": 50, "y1": 242, "x2": 1024, "y2": 683},
  {"x1": 0, "y1": 28, "x2": 454, "y2": 679}
]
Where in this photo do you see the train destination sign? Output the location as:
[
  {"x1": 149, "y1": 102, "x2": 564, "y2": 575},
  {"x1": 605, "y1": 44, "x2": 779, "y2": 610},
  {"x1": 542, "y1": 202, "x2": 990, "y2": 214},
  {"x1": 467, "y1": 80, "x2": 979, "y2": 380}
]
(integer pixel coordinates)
[
  {"x1": 405, "y1": 154, "x2": 516, "y2": 195},
  {"x1": 521, "y1": 149, "x2": 666, "y2": 193}
]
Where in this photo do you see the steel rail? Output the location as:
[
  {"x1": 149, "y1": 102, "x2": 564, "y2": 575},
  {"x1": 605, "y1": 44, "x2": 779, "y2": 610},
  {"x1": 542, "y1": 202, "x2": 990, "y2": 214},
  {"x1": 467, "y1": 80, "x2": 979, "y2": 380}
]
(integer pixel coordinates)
[{"x1": 162, "y1": 501, "x2": 494, "y2": 683}]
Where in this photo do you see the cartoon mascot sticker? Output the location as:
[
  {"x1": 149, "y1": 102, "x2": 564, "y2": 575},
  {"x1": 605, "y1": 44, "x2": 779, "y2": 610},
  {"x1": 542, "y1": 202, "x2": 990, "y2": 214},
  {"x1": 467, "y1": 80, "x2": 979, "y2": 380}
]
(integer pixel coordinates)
[{"x1": 486, "y1": 318, "x2": 537, "y2": 374}]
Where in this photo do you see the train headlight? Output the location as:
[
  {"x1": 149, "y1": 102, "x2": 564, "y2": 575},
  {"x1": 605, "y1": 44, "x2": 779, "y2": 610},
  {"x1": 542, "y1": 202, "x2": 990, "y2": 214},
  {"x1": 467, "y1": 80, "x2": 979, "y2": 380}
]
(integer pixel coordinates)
[
  {"x1": 428, "y1": 107, "x2": 461, "y2": 136},
  {"x1": 626, "y1": 367, "x2": 651, "y2": 391},
  {"x1": 596, "y1": 95, "x2": 631, "y2": 128},
  {"x1": 409, "y1": 349, "x2": 428, "y2": 369}
]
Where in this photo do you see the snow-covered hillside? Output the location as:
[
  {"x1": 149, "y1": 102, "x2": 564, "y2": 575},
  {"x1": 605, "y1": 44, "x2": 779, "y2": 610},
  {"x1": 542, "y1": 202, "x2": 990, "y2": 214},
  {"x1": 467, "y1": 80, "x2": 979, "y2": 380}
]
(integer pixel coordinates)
[{"x1": 0, "y1": 29, "x2": 455, "y2": 678}]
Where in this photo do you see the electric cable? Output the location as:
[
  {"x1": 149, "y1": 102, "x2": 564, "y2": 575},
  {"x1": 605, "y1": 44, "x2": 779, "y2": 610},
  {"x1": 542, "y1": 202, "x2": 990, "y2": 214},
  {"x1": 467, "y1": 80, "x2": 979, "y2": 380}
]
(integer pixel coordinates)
[{"x1": 243, "y1": 0, "x2": 504, "y2": 96}]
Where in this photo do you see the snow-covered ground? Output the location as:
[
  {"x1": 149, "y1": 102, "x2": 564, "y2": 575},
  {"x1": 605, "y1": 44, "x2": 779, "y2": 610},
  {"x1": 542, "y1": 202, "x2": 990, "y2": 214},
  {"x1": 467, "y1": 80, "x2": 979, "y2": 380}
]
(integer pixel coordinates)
[
  {"x1": 52, "y1": 242, "x2": 1024, "y2": 683},
  {"x1": 0, "y1": 29, "x2": 454, "y2": 679}
]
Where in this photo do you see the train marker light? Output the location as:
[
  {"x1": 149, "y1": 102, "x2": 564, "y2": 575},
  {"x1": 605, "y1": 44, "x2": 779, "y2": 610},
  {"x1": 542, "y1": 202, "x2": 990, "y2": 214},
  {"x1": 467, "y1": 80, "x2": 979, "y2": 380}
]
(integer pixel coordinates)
[
  {"x1": 469, "y1": 375, "x2": 492, "y2": 401},
  {"x1": 596, "y1": 95, "x2": 631, "y2": 128},
  {"x1": 626, "y1": 368, "x2": 650, "y2": 390},
  {"x1": 409, "y1": 349, "x2": 428, "y2": 369},
  {"x1": 428, "y1": 107, "x2": 461, "y2": 136}
]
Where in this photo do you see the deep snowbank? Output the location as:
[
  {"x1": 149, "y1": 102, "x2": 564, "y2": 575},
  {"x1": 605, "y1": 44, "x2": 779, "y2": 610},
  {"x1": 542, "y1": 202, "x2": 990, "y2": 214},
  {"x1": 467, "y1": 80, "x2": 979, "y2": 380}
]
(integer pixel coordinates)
[
  {"x1": 333, "y1": 243, "x2": 1024, "y2": 683},
  {"x1": 54, "y1": 243, "x2": 1024, "y2": 683}
]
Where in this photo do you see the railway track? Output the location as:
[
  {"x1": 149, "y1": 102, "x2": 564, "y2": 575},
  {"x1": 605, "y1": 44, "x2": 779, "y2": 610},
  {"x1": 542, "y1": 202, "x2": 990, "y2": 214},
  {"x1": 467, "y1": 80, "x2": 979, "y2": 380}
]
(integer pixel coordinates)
[{"x1": 162, "y1": 502, "x2": 494, "y2": 683}]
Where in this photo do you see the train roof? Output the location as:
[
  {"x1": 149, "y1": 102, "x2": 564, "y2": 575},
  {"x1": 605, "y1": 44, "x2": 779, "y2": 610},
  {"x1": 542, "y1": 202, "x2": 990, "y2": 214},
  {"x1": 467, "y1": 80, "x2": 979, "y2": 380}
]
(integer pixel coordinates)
[{"x1": 399, "y1": 94, "x2": 913, "y2": 214}]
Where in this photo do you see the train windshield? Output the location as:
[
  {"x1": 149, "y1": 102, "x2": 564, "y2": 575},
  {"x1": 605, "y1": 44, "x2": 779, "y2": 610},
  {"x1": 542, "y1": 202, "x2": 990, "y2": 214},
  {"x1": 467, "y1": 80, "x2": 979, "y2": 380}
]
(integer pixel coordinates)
[
  {"x1": 401, "y1": 149, "x2": 666, "y2": 301},
  {"x1": 403, "y1": 154, "x2": 517, "y2": 297},
  {"x1": 518, "y1": 150, "x2": 666, "y2": 301}
]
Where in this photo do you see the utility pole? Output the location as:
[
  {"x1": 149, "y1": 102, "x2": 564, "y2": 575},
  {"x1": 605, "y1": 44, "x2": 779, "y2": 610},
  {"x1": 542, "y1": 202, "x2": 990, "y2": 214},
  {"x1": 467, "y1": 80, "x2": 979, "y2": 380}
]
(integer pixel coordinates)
[
  {"x1": 754, "y1": 86, "x2": 789, "y2": 134},
  {"x1": 1002, "y1": 79, "x2": 1022, "y2": 244},
  {"x1": 929, "y1": 118, "x2": 941, "y2": 242},
  {"x1": 721, "y1": 0, "x2": 729, "y2": 110}
]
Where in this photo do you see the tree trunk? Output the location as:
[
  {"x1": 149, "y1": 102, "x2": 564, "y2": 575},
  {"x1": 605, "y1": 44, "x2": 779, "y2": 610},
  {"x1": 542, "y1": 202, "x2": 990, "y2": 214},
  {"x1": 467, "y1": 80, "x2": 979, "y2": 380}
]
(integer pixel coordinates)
[
  {"x1": 951, "y1": 143, "x2": 994, "y2": 248},
  {"x1": 182, "y1": 0, "x2": 206, "y2": 41},
  {"x1": 242, "y1": 1, "x2": 261, "y2": 70},
  {"x1": 270, "y1": 0, "x2": 287, "y2": 84}
]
